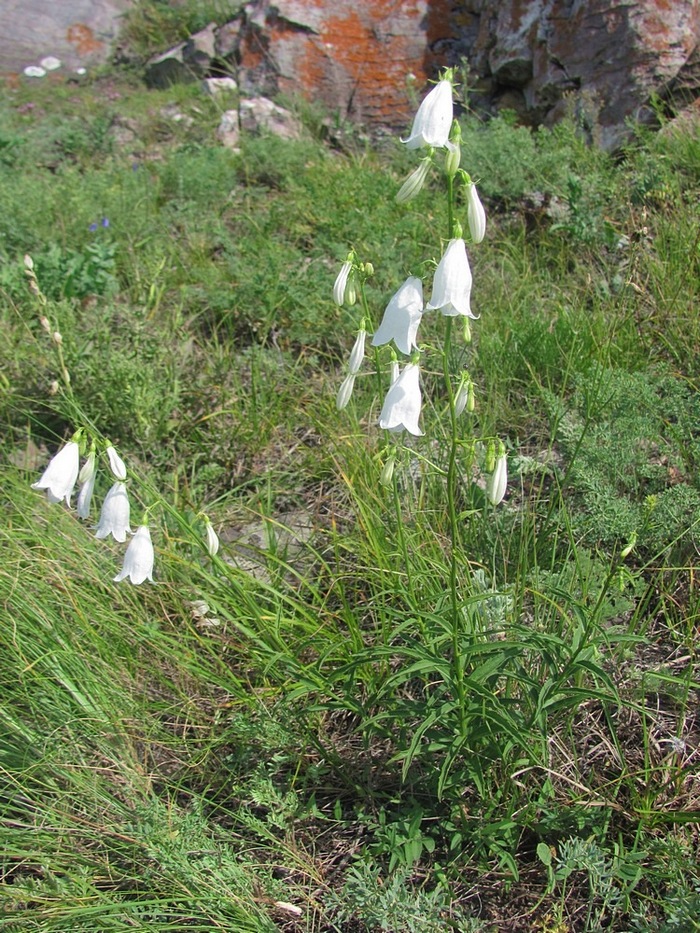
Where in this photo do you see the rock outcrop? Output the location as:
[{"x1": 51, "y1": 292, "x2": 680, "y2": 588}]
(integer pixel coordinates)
[
  {"x1": 2, "y1": 1, "x2": 697, "y2": 150},
  {"x1": 463, "y1": 0, "x2": 700, "y2": 149}
]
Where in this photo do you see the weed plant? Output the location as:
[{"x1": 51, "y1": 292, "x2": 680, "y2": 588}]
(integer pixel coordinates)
[{"x1": 0, "y1": 57, "x2": 699, "y2": 931}]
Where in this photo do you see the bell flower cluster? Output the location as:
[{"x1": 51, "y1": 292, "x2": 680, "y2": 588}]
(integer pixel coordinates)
[{"x1": 333, "y1": 72, "x2": 509, "y2": 505}]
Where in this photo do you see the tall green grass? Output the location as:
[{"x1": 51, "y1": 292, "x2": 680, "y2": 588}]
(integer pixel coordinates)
[{"x1": 1, "y1": 63, "x2": 699, "y2": 930}]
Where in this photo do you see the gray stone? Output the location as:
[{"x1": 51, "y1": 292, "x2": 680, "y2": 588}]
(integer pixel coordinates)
[
  {"x1": 238, "y1": 97, "x2": 301, "y2": 139},
  {"x1": 202, "y1": 76, "x2": 238, "y2": 97},
  {"x1": 144, "y1": 22, "x2": 217, "y2": 89}
]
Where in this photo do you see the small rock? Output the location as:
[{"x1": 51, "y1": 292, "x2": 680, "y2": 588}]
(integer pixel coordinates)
[
  {"x1": 238, "y1": 97, "x2": 301, "y2": 140},
  {"x1": 40, "y1": 56, "x2": 62, "y2": 71},
  {"x1": 202, "y1": 76, "x2": 238, "y2": 97}
]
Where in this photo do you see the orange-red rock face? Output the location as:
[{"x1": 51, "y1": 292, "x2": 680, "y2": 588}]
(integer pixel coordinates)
[{"x1": 237, "y1": 0, "x2": 453, "y2": 128}]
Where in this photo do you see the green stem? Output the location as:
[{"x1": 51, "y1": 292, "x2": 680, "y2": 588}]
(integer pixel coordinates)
[{"x1": 443, "y1": 317, "x2": 466, "y2": 725}]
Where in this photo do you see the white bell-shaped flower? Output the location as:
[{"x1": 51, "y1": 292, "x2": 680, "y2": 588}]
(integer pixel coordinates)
[
  {"x1": 114, "y1": 525, "x2": 154, "y2": 585},
  {"x1": 372, "y1": 277, "x2": 424, "y2": 356},
  {"x1": 378, "y1": 362, "x2": 424, "y2": 436},
  {"x1": 402, "y1": 79, "x2": 453, "y2": 150},
  {"x1": 95, "y1": 482, "x2": 131, "y2": 542},
  {"x1": 32, "y1": 441, "x2": 80, "y2": 506},
  {"x1": 467, "y1": 182, "x2": 486, "y2": 244},
  {"x1": 426, "y1": 238, "x2": 474, "y2": 318},
  {"x1": 486, "y1": 454, "x2": 508, "y2": 505}
]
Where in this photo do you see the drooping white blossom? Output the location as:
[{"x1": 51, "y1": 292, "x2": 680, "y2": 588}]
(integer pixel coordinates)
[
  {"x1": 95, "y1": 482, "x2": 131, "y2": 542},
  {"x1": 371, "y1": 277, "x2": 424, "y2": 356},
  {"x1": 426, "y1": 238, "x2": 474, "y2": 318},
  {"x1": 32, "y1": 441, "x2": 80, "y2": 506},
  {"x1": 378, "y1": 362, "x2": 424, "y2": 436},
  {"x1": 114, "y1": 525, "x2": 154, "y2": 585},
  {"x1": 402, "y1": 79, "x2": 453, "y2": 150}
]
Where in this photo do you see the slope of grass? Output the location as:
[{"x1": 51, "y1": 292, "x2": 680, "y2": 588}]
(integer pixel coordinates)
[{"x1": 1, "y1": 59, "x2": 699, "y2": 931}]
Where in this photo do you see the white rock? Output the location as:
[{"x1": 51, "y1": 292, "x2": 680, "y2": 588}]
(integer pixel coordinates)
[{"x1": 202, "y1": 76, "x2": 237, "y2": 97}]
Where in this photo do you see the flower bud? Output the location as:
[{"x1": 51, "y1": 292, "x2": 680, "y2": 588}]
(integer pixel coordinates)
[
  {"x1": 24, "y1": 254, "x2": 34, "y2": 271},
  {"x1": 445, "y1": 141, "x2": 461, "y2": 178},
  {"x1": 333, "y1": 261, "x2": 352, "y2": 306},
  {"x1": 379, "y1": 455, "x2": 396, "y2": 488},
  {"x1": 345, "y1": 278, "x2": 357, "y2": 306},
  {"x1": 347, "y1": 329, "x2": 366, "y2": 374},
  {"x1": 39, "y1": 315, "x2": 51, "y2": 333},
  {"x1": 336, "y1": 373, "x2": 356, "y2": 410},
  {"x1": 620, "y1": 531, "x2": 637, "y2": 560},
  {"x1": 485, "y1": 439, "x2": 496, "y2": 474},
  {"x1": 396, "y1": 157, "x2": 432, "y2": 204},
  {"x1": 205, "y1": 520, "x2": 220, "y2": 557},
  {"x1": 52, "y1": 331, "x2": 63, "y2": 345},
  {"x1": 467, "y1": 182, "x2": 486, "y2": 244},
  {"x1": 486, "y1": 453, "x2": 508, "y2": 506},
  {"x1": 454, "y1": 376, "x2": 471, "y2": 416}
]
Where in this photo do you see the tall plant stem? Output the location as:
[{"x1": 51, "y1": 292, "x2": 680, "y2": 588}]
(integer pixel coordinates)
[{"x1": 443, "y1": 317, "x2": 466, "y2": 724}]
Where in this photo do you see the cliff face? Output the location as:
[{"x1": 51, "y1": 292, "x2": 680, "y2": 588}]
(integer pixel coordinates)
[
  {"x1": 2, "y1": 0, "x2": 698, "y2": 149},
  {"x1": 232, "y1": 0, "x2": 699, "y2": 147},
  {"x1": 462, "y1": 0, "x2": 700, "y2": 149}
]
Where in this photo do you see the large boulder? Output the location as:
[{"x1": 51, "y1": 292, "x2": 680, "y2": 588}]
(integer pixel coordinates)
[{"x1": 0, "y1": 0, "x2": 131, "y2": 76}]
